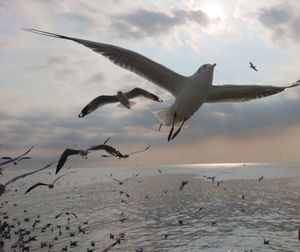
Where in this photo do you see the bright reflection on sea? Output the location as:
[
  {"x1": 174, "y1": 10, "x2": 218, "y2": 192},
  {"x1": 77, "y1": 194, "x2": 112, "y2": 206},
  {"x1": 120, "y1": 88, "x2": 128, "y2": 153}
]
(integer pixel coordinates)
[{"x1": 0, "y1": 163, "x2": 299, "y2": 251}]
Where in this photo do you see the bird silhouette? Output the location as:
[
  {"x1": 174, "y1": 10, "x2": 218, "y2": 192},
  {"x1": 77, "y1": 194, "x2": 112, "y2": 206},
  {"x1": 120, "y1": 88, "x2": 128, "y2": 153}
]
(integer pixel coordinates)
[{"x1": 79, "y1": 88, "x2": 162, "y2": 117}]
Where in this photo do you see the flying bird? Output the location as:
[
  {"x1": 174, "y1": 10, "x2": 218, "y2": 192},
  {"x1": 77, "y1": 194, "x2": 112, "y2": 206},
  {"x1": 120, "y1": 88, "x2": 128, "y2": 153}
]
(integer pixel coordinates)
[
  {"x1": 24, "y1": 172, "x2": 76, "y2": 194},
  {"x1": 55, "y1": 211, "x2": 79, "y2": 220},
  {"x1": 79, "y1": 88, "x2": 162, "y2": 118},
  {"x1": 249, "y1": 62, "x2": 258, "y2": 71},
  {"x1": 0, "y1": 146, "x2": 33, "y2": 166},
  {"x1": 56, "y1": 149, "x2": 89, "y2": 174},
  {"x1": 258, "y1": 176, "x2": 264, "y2": 182},
  {"x1": 106, "y1": 174, "x2": 137, "y2": 185},
  {"x1": 25, "y1": 29, "x2": 300, "y2": 141},
  {"x1": 0, "y1": 162, "x2": 54, "y2": 197},
  {"x1": 180, "y1": 180, "x2": 188, "y2": 190},
  {"x1": 1, "y1": 156, "x2": 31, "y2": 165}
]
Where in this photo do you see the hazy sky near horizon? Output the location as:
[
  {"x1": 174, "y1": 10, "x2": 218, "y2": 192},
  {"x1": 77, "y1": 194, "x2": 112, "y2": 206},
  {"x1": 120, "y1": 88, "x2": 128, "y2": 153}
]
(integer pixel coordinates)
[{"x1": 0, "y1": 0, "x2": 300, "y2": 168}]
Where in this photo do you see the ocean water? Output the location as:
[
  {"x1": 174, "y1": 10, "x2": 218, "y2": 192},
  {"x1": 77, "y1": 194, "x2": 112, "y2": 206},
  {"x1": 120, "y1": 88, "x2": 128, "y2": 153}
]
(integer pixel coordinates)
[{"x1": 0, "y1": 163, "x2": 299, "y2": 252}]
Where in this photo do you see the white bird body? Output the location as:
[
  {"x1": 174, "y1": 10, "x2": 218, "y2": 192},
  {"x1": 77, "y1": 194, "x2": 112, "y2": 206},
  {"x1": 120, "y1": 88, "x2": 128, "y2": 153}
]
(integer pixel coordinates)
[{"x1": 157, "y1": 65, "x2": 215, "y2": 126}]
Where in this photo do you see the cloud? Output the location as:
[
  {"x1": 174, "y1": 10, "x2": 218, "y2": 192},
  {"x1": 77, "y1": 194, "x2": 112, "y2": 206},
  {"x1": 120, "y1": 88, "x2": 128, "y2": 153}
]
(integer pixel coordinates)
[
  {"x1": 111, "y1": 8, "x2": 213, "y2": 38},
  {"x1": 258, "y1": 2, "x2": 300, "y2": 44}
]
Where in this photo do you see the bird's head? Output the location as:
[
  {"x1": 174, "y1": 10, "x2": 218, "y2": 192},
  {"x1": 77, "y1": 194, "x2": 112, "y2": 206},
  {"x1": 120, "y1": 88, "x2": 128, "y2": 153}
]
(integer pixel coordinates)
[
  {"x1": 197, "y1": 63, "x2": 216, "y2": 74},
  {"x1": 195, "y1": 63, "x2": 216, "y2": 83}
]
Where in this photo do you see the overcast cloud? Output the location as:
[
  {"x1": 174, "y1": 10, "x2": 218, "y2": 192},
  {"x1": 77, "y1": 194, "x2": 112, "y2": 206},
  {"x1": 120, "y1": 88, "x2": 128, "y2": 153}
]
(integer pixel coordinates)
[{"x1": 0, "y1": 0, "x2": 299, "y2": 167}]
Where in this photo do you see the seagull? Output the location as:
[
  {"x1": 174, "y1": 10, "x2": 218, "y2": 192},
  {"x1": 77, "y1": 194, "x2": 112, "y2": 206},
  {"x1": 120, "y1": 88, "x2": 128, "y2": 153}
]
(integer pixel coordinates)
[
  {"x1": 216, "y1": 181, "x2": 223, "y2": 187},
  {"x1": 0, "y1": 146, "x2": 33, "y2": 166},
  {"x1": 0, "y1": 162, "x2": 54, "y2": 197},
  {"x1": 56, "y1": 148, "x2": 89, "y2": 174},
  {"x1": 207, "y1": 176, "x2": 216, "y2": 183},
  {"x1": 24, "y1": 29, "x2": 300, "y2": 141},
  {"x1": 106, "y1": 174, "x2": 137, "y2": 185},
  {"x1": 249, "y1": 62, "x2": 258, "y2": 71},
  {"x1": 258, "y1": 176, "x2": 264, "y2": 182},
  {"x1": 24, "y1": 172, "x2": 76, "y2": 194},
  {"x1": 180, "y1": 180, "x2": 188, "y2": 190},
  {"x1": 55, "y1": 211, "x2": 79, "y2": 220},
  {"x1": 79, "y1": 88, "x2": 162, "y2": 117},
  {"x1": 1, "y1": 156, "x2": 31, "y2": 165}
]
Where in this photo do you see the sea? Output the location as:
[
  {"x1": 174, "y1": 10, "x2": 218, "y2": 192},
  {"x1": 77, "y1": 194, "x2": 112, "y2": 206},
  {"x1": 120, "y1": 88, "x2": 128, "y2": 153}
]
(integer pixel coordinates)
[{"x1": 0, "y1": 163, "x2": 299, "y2": 252}]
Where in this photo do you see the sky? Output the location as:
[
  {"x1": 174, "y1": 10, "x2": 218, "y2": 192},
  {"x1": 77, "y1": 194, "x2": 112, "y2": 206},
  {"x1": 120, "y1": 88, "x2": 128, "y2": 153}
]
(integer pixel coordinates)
[{"x1": 0, "y1": 0, "x2": 300, "y2": 168}]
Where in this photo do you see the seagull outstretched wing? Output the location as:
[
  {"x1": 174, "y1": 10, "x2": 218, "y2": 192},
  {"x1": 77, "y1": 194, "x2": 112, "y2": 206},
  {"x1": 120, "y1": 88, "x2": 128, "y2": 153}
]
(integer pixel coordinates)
[
  {"x1": 24, "y1": 183, "x2": 49, "y2": 194},
  {"x1": 79, "y1": 95, "x2": 119, "y2": 118},
  {"x1": 128, "y1": 145, "x2": 151, "y2": 155},
  {"x1": 56, "y1": 149, "x2": 81, "y2": 174},
  {"x1": 205, "y1": 82, "x2": 300, "y2": 103},
  {"x1": 24, "y1": 29, "x2": 186, "y2": 96},
  {"x1": 125, "y1": 88, "x2": 162, "y2": 102}
]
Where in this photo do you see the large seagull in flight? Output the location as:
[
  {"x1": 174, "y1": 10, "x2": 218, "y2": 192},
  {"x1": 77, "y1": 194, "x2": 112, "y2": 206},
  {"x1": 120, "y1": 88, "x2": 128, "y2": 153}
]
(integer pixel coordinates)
[{"x1": 25, "y1": 29, "x2": 299, "y2": 141}]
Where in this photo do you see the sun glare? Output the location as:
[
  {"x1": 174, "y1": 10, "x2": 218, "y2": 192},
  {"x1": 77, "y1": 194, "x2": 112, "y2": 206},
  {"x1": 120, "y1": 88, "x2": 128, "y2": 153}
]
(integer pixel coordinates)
[{"x1": 202, "y1": 4, "x2": 223, "y2": 19}]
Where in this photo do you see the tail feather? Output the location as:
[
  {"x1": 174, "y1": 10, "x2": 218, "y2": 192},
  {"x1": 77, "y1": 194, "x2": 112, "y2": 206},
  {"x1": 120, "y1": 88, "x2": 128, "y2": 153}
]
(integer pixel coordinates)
[{"x1": 154, "y1": 107, "x2": 173, "y2": 126}]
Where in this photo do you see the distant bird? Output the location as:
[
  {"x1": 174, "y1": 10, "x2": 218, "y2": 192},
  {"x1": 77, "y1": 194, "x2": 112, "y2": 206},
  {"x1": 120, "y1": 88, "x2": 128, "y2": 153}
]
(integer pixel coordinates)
[
  {"x1": 0, "y1": 162, "x2": 54, "y2": 197},
  {"x1": 258, "y1": 176, "x2": 264, "y2": 182},
  {"x1": 180, "y1": 180, "x2": 188, "y2": 190},
  {"x1": 119, "y1": 217, "x2": 128, "y2": 223},
  {"x1": 55, "y1": 212, "x2": 79, "y2": 220},
  {"x1": 178, "y1": 220, "x2": 184, "y2": 225},
  {"x1": 158, "y1": 168, "x2": 162, "y2": 174},
  {"x1": 102, "y1": 233, "x2": 125, "y2": 252},
  {"x1": 207, "y1": 176, "x2": 216, "y2": 183},
  {"x1": 56, "y1": 148, "x2": 89, "y2": 174},
  {"x1": 249, "y1": 62, "x2": 258, "y2": 71},
  {"x1": 217, "y1": 181, "x2": 223, "y2": 187},
  {"x1": 78, "y1": 88, "x2": 163, "y2": 117},
  {"x1": 0, "y1": 146, "x2": 33, "y2": 166},
  {"x1": 107, "y1": 175, "x2": 137, "y2": 185},
  {"x1": 211, "y1": 220, "x2": 217, "y2": 226},
  {"x1": 164, "y1": 233, "x2": 169, "y2": 239},
  {"x1": 24, "y1": 172, "x2": 76, "y2": 194},
  {"x1": 25, "y1": 29, "x2": 300, "y2": 141},
  {"x1": 158, "y1": 123, "x2": 163, "y2": 131},
  {"x1": 263, "y1": 238, "x2": 270, "y2": 245},
  {"x1": 1, "y1": 156, "x2": 31, "y2": 165}
]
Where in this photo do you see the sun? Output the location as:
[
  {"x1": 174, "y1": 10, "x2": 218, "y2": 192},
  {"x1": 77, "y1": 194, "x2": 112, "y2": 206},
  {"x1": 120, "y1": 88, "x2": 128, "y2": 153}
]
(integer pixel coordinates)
[{"x1": 201, "y1": 4, "x2": 224, "y2": 19}]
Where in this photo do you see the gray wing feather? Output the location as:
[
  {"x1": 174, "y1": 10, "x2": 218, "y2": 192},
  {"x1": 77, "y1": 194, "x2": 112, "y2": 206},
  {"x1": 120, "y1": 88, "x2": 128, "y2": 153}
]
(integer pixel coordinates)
[
  {"x1": 125, "y1": 88, "x2": 162, "y2": 102},
  {"x1": 24, "y1": 29, "x2": 185, "y2": 96},
  {"x1": 24, "y1": 183, "x2": 49, "y2": 194},
  {"x1": 205, "y1": 83, "x2": 299, "y2": 103},
  {"x1": 56, "y1": 149, "x2": 80, "y2": 174},
  {"x1": 79, "y1": 95, "x2": 119, "y2": 118}
]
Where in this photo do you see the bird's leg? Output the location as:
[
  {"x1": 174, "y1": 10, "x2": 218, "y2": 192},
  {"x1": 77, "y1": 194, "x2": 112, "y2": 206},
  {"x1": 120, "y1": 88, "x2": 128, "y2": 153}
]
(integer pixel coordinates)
[
  {"x1": 171, "y1": 118, "x2": 186, "y2": 140},
  {"x1": 167, "y1": 113, "x2": 177, "y2": 142}
]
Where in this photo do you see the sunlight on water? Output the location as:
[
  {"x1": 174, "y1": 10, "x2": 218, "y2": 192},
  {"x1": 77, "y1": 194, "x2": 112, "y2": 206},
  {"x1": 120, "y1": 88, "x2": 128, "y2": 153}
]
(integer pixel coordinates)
[{"x1": 1, "y1": 163, "x2": 299, "y2": 251}]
